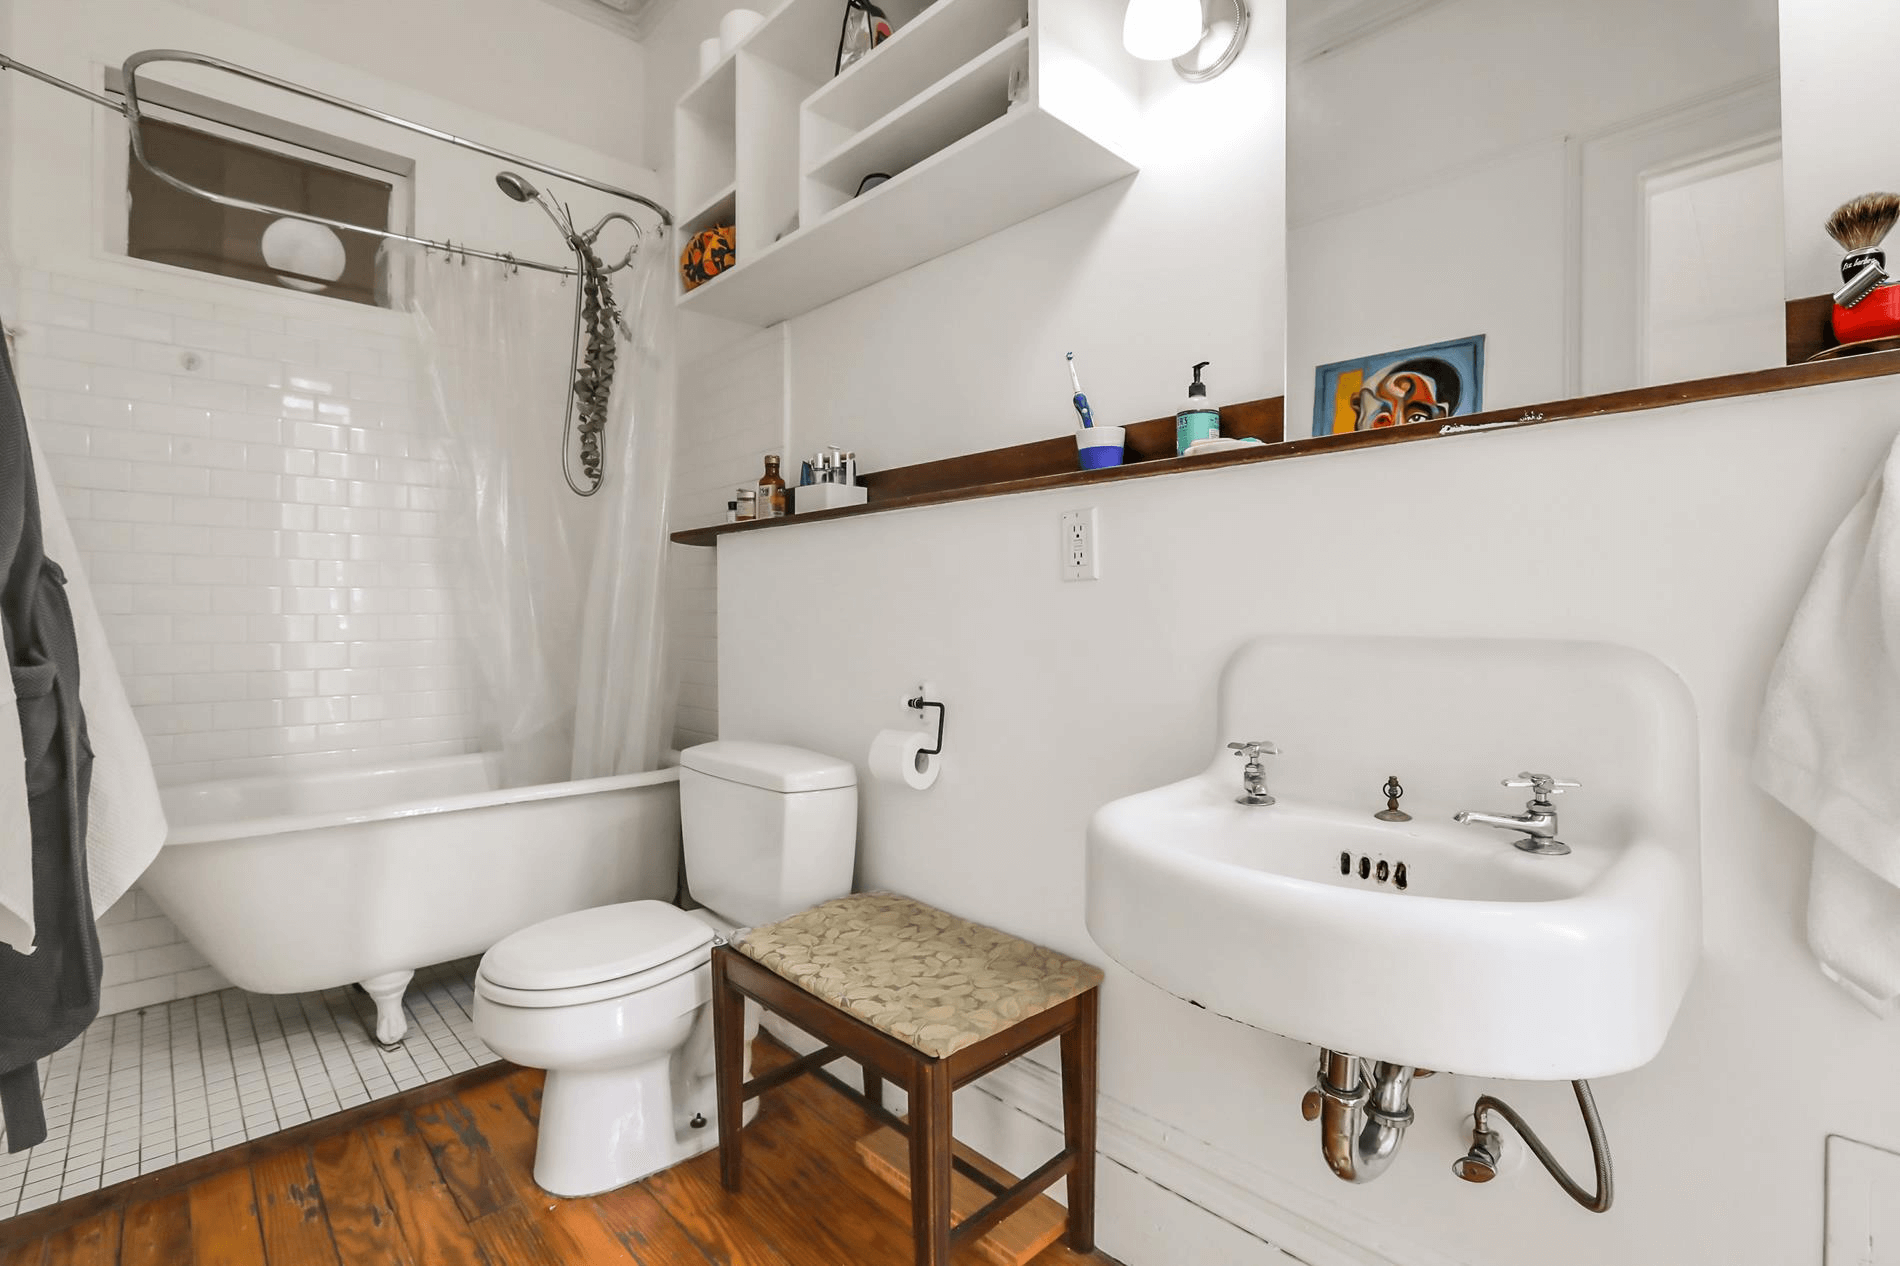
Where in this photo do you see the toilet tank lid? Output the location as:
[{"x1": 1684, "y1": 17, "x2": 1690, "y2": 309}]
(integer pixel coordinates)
[
  {"x1": 680, "y1": 741, "x2": 856, "y2": 793},
  {"x1": 480, "y1": 901, "x2": 715, "y2": 991}
]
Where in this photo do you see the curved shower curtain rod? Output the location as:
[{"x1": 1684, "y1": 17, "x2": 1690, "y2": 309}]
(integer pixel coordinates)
[{"x1": 0, "y1": 47, "x2": 674, "y2": 279}]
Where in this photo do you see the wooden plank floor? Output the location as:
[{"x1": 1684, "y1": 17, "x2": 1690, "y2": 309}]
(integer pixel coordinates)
[{"x1": 0, "y1": 1039, "x2": 1119, "y2": 1266}]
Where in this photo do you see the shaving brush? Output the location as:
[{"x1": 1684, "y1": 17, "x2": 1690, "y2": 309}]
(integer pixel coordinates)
[{"x1": 1827, "y1": 192, "x2": 1900, "y2": 344}]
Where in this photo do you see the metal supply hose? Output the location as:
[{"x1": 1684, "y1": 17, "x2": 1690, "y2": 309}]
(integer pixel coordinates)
[{"x1": 1469, "y1": 1080, "x2": 1613, "y2": 1212}]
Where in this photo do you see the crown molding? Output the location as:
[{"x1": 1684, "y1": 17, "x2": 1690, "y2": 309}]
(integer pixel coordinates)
[
  {"x1": 1289, "y1": 0, "x2": 1457, "y2": 61},
  {"x1": 529, "y1": 0, "x2": 682, "y2": 41}
]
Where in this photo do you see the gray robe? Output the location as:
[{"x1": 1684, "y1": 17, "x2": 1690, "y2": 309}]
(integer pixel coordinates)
[{"x1": 0, "y1": 333, "x2": 98, "y2": 1154}]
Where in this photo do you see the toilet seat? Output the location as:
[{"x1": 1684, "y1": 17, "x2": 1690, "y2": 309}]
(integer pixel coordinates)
[{"x1": 476, "y1": 900, "x2": 716, "y2": 1009}]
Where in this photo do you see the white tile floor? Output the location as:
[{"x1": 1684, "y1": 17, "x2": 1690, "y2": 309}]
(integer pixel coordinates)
[{"x1": 0, "y1": 958, "x2": 498, "y2": 1219}]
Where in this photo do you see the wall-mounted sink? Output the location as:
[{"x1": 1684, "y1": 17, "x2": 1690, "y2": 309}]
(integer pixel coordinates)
[
  {"x1": 1084, "y1": 635, "x2": 1702, "y2": 1082},
  {"x1": 1088, "y1": 779, "x2": 1693, "y2": 1080}
]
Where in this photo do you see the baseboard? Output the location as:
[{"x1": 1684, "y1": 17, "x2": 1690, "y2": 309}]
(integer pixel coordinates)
[
  {"x1": 756, "y1": 1015, "x2": 1461, "y2": 1266},
  {"x1": 975, "y1": 1057, "x2": 1465, "y2": 1266}
]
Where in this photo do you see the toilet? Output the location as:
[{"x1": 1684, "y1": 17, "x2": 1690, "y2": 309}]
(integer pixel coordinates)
[{"x1": 472, "y1": 741, "x2": 857, "y2": 1198}]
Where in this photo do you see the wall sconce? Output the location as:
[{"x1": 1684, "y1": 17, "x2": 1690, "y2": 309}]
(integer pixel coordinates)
[{"x1": 1123, "y1": 0, "x2": 1250, "y2": 81}]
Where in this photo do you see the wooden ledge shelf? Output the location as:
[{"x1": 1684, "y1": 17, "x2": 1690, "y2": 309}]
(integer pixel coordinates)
[{"x1": 669, "y1": 351, "x2": 1900, "y2": 548}]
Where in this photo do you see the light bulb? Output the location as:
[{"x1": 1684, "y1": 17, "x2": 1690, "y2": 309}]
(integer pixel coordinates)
[{"x1": 1123, "y1": 0, "x2": 1204, "y2": 60}]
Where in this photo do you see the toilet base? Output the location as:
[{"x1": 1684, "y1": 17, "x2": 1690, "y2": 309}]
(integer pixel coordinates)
[
  {"x1": 532, "y1": 1064, "x2": 761, "y2": 1198},
  {"x1": 527, "y1": 1001, "x2": 762, "y2": 1199}
]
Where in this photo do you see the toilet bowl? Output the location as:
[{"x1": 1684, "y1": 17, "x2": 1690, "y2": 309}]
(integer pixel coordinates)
[
  {"x1": 472, "y1": 900, "x2": 753, "y2": 1196},
  {"x1": 472, "y1": 741, "x2": 857, "y2": 1198}
]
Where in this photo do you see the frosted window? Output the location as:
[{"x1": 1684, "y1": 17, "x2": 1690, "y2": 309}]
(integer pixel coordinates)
[{"x1": 126, "y1": 118, "x2": 393, "y2": 307}]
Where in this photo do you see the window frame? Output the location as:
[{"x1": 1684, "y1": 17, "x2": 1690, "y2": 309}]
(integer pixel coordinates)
[{"x1": 100, "y1": 68, "x2": 417, "y2": 309}]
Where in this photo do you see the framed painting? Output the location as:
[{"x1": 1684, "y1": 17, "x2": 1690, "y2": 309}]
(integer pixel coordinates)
[{"x1": 1312, "y1": 335, "x2": 1485, "y2": 436}]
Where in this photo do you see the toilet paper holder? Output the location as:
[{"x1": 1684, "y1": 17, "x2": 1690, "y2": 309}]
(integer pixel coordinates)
[{"x1": 905, "y1": 693, "x2": 947, "y2": 755}]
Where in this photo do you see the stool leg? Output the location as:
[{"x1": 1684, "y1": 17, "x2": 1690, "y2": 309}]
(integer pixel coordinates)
[
  {"x1": 1059, "y1": 989, "x2": 1099, "y2": 1252},
  {"x1": 908, "y1": 1058, "x2": 953, "y2": 1266},
  {"x1": 864, "y1": 1069, "x2": 883, "y2": 1111},
  {"x1": 712, "y1": 951, "x2": 746, "y2": 1193}
]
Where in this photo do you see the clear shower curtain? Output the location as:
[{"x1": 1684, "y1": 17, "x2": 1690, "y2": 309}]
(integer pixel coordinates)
[
  {"x1": 407, "y1": 249, "x2": 597, "y2": 787},
  {"x1": 406, "y1": 236, "x2": 674, "y2": 786},
  {"x1": 571, "y1": 243, "x2": 676, "y2": 779}
]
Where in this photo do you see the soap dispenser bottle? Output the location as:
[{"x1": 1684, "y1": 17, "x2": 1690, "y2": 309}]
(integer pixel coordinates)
[{"x1": 1176, "y1": 361, "x2": 1221, "y2": 455}]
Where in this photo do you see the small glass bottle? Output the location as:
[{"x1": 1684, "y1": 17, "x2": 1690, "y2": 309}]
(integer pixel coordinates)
[
  {"x1": 734, "y1": 487, "x2": 756, "y2": 521},
  {"x1": 757, "y1": 455, "x2": 787, "y2": 519}
]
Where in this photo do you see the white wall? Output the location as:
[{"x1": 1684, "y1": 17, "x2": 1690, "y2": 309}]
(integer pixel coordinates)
[
  {"x1": 780, "y1": 6, "x2": 1287, "y2": 468},
  {"x1": 1285, "y1": 0, "x2": 1780, "y2": 431},
  {"x1": 0, "y1": 0, "x2": 13, "y2": 262},
  {"x1": 641, "y1": 0, "x2": 724, "y2": 179},
  {"x1": 1778, "y1": 0, "x2": 1900, "y2": 299},
  {"x1": 719, "y1": 370, "x2": 1900, "y2": 1266},
  {"x1": 11, "y1": 266, "x2": 470, "y2": 788},
  {"x1": 171, "y1": 0, "x2": 648, "y2": 168},
  {"x1": 2, "y1": 0, "x2": 655, "y2": 1012},
  {"x1": 1287, "y1": 142, "x2": 1567, "y2": 432},
  {"x1": 652, "y1": 0, "x2": 1288, "y2": 754},
  {"x1": 665, "y1": 324, "x2": 788, "y2": 749}
]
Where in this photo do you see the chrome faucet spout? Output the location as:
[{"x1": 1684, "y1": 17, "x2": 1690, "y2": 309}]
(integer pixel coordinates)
[{"x1": 1454, "y1": 772, "x2": 1577, "y2": 856}]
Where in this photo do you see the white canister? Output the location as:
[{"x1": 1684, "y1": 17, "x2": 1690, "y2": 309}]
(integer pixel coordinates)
[
  {"x1": 698, "y1": 37, "x2": 723, "y2": 74},
  {"x1": 719, "y1": 9, "x2": 764, "y2": 53}
]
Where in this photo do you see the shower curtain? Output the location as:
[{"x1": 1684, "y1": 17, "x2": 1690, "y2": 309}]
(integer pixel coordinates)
[
  {"x1": 570, "y1": 245, "x2": 676, "y2": 779},
  {"x1": 406, "y1": 239, "x2": 674, "y2": 786}
]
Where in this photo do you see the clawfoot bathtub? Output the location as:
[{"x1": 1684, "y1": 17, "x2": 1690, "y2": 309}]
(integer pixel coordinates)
[{"x1": 142, "y1": 754, "x2": 681, "y2": 1045}]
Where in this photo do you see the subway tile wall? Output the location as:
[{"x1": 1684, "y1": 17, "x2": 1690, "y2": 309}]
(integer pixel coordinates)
[
  {"x1": 666, "y1": 326, "x2": 788, "y2": 751},
  {"x1": 6, "y1": 266, "x2": 485, "y2": 1014}
]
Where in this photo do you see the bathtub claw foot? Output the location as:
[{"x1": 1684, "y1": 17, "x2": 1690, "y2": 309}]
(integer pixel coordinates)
[{"x1": 360, "y1": 970, "x2": 415, "y2": 1047}]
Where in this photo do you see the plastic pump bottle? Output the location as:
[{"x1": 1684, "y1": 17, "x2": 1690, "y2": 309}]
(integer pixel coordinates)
[{"x1": 1176, "y1": 361, "x2": 1221, "y2": 455}]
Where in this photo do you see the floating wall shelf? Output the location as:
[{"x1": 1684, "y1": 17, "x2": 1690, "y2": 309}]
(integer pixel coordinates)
[
  {"x1": 673, "y1": 0, "x2": 1141, "y2": 326},
  {"x1": 670, "y1": 353, "x2": 1900, "y2": 547}
]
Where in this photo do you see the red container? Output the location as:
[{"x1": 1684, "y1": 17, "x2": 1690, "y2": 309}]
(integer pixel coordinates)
[{"x1": 1833, "y1": 283, "x2": 1900, "y2": 344}]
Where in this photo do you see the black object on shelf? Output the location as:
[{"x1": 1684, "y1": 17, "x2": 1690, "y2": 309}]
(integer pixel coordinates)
[{"x1": 836, "y1": 0, "x2": 892, "y2": 75}]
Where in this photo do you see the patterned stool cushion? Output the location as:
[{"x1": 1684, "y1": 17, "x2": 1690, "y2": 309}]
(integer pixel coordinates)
[{"x1": 736, "y1": 893, "x2": 1104, "y2": 1059}]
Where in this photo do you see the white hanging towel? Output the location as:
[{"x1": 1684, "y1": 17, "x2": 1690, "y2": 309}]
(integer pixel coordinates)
[
  {"x1": 1754, "y1": 429, "x2": 1900, "y2": 1015},
  {"x1": 0, "y1": 653, "x2": 27, "y2": 951},
  {"x1": 0, "y1": 414, "x2": 168, "y2": 952}
]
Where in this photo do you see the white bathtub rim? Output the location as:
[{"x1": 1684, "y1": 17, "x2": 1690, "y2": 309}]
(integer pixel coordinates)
[{"x1": 162, "y1": 763, "x2": 681, "y2": 848}]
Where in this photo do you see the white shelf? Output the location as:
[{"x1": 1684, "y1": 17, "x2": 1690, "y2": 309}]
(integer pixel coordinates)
[
  {"x1": 806, "y1": 28, "x2": 1027, "y2": 192},
  {"x1": 804, "y1": 0, "x2": 1028, "y2": 131},
  {"x1": 679, "y1": 107, "x2": 1133, "y2": 325},
  {"x1": 678, "y1": 53, "x2": 737, "y2": 122},
  {"x1": 682, "y1": 183, "x2": 736, "y2": 237},
  {"x1": 676, "y1": 54, "x2": 738, "y2": 217},
  {"x1": 675, "y1": 0, "x2": 1139, "y2": 325}
]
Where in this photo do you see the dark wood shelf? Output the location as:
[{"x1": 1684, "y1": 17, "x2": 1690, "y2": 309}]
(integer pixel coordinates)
[{"x1": 671, "y1": 350, "x2": 1900, "y2": 548}]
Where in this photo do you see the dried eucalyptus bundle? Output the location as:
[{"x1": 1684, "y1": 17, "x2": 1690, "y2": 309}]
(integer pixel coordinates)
[{"x1": 572, "y1": 241, "x2": 632, "y2": 483}]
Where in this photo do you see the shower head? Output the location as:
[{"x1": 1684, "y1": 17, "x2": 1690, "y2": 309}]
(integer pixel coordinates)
[
  {"x1": 496, "y1": 169, "x2": 578, "y2": 242},
  {"x1": 495, "y1": 170, "x2": 542, "y2": 203}
]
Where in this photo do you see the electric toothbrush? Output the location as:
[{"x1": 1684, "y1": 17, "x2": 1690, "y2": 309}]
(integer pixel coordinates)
[{"x1": 1067, "y1": 352, "x2": 1094, "y2": 428}]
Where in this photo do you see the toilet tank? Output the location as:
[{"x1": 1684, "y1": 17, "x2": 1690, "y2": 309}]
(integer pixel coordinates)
[{"x1": 678, "y1": 741, "x2": 858, "y2": 928}]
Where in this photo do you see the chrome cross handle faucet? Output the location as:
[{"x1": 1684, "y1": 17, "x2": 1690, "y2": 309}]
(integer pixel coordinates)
[
  {"x1": 1228, "y1": 741, "x2": 1280, "y2": 806},
  {"x1": 1453, "y1": 772, "x2": 1579, "y2": 855}
]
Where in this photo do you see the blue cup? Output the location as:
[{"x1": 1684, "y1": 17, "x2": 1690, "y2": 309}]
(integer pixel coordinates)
[{"x1": 1076, "y1": 425, "x2": 1125, "y2": 470}]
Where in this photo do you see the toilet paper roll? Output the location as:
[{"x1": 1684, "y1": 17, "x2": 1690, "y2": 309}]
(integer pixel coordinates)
[
  {"x1": 698, "y1": 37, "x2": 723, "y2": 74},
  {"x1": 869, "y1": 728, "x2": 940, "y2": 790}
]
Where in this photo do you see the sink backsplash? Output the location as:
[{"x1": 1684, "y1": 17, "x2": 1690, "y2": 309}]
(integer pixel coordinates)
[{"x1": 1213, "y1": 635, "x2": 1701, "y2": 867}]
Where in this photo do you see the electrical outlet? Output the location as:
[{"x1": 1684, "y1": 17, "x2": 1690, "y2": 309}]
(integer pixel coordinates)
[{"x1": 1060, "y1": 507, "x2": 1099, "y2": 581}]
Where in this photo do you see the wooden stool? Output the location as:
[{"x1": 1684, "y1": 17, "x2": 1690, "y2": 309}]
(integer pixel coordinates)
[{"x1": 712, "y1": 892, "x2": 1103, "y2": 1266}]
